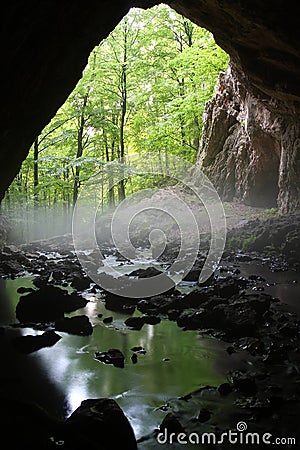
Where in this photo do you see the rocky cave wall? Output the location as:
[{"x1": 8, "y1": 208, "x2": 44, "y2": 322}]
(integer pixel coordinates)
[
  {"x1": 198, "y1": 65, "x2": 282, "y2": 208},
  {"x1": 197, "y1": 63, "x2": 300, "y2": 211},
  {"x1": 0, "y1": 0, "x2": 300, "y2": 212}
]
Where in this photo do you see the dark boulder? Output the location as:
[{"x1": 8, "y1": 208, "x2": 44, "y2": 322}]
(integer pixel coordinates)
[
  {"x1": 55, "y1": 315, "x2": 93, "y2": 336},
  {"x1": 158, "y1": 413, "x2": 185, "y2": 435},
  {"x1": 65, "y1": 398, "x2": 137, "y2": 450},
  {"x1": 12, "y1": 330, "x2": 61, "y2": 353},
  {"x1": 137, "y1": 294, "x2": 185, "y2": 315},
  {"x1": 124, "y1": 317, "x2": 145, "y2": 330},
  {"x1": 16, "y1": 285, "x2": 88, "y2": 323},
  {"x1": 232, "y1": 371, "x2": 257, "y2": 396},
  {"x1": 70, "y1": 274, "x2": 92, "y2": 291},
  {"x1": 95, "y1": 349, "x2": 125, "y2": 368},
  {"x1": 104, "y1": 293, "x2": 138, "y2": 314},
  {"x1": 177, "y1": 308, "x2": 216, "y2": 330}
]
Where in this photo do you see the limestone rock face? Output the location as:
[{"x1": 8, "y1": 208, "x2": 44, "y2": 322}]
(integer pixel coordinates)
[
  {"x1": 197, "y1": 65, "x2": 300, "y2": 210},
  {"x1": 198, "y1": 65, "x2": 281, "y2": 207}
]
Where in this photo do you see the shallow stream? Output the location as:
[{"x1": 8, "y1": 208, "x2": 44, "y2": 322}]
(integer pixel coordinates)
[{"x1": 1, "y1": 253, "x2": 300, "y2": 442}]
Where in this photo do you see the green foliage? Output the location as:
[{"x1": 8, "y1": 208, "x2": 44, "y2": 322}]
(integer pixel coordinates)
[
  {"x1": 242, "y1": 234, "x2": 256, "y2": 250},
  {"x1": 3, "y1": 5, "x2": 228, "y2": 216},
  {"x1": 264, "y1": 207, "x2": 279, "y2": 218}
]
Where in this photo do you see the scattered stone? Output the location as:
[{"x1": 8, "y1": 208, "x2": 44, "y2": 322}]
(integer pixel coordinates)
[
  {"x1": 104, "y1": 293, "x2": 137, "y2": 313},
  {"x1": 55, "y1": 315, "x2": 93, "y2": 336},
  {"x1": 232, "y1": 372, "x2": 257, "y2": 396},
  {"x1": 226, "y1": 346, "x2": 236, "y2": 355},
  {"x1": 158, "y1": 413, "x2": 185, "y2": 434},
  {"x1": 103, "y1": 316, "x2": 113, "y2": 324},
  {"x1": 95, "y1": 349, "x2": 125, "y2": 368},
  {"x1": 70, "y1": 274, "x2": 91, "y2": 291},
  {"x1": 138, "y1": 294, "x2": 185, "y2": 315},
  {"x1": 131, "y1": 353, "x2": 138, "y2": 364},
  {"x1": 16, "y1": 285, "x2": 88, "y2": 323},
  {"x1": 130, "y1": 346, "x2": 146, "y2": 354},
  {"x1": 218, "y1": 383, "x2": 233, "y2": 396},
  {"x1": 143, "y1": 315, "x2": 161, "y2": 325},
  {"x1": 124, "y1": 317, "x2": 145, "y2": 330},
  {"x1": 182, "y1": 269, "x2": 201, "y2": 282},
  {"x1": 17, "y1": 287, "x2": 35, "y2": 294},
  {"x1": 12, "y1": 330, "x2": 61, "y2": 353},
  {"x1": 176, "y1": 308, "x2": 216, "y2": 330},
  {"x1": 197, "y1": 407, "x2": 211, "y2": 422},
  {"x1": 127, "y1": 267, "x2": 162, "y2": 278}
]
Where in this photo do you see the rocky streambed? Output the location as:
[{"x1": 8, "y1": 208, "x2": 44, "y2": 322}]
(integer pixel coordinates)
[{"x1": 0, "y1": 213, "x2": 300, "y2": 449}]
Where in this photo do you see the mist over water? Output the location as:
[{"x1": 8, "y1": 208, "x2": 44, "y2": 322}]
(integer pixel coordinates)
[{"x1": 4, "y1": 205, "x2": 73, "y2": 244}]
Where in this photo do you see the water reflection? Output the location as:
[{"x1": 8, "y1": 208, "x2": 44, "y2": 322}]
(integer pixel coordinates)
[
  {"x1": 239, "y1": 262, "x2": 300, "y2": 316},
  {"x1": 0, "y1": 277, "x2": 241, "y2": 438}
]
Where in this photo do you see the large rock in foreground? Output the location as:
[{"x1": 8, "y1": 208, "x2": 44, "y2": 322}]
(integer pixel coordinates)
[{"x1": 65, "y1": 398, "x2": 137, "y2": 450}]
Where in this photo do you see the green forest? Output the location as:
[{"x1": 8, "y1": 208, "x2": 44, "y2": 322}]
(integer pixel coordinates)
[{"x1": 2, "y1": 5, "x2": 228, "y2": 240}]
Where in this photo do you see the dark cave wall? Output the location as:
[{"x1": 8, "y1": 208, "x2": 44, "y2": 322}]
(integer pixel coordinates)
[
  {"x1": 0, "y1": 0, "x2": 132, "y2": 201},
  {"x1": 0, "y1": 0, "x2": 300, "y2": 211}
]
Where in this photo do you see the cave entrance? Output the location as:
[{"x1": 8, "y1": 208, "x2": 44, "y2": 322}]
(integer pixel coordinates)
[{"x1": 1, "y1": 4, "x2": 229, "y2": 244}]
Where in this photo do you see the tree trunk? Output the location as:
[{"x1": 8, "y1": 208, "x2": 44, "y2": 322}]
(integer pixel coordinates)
[
  {"x1": 73, "y1": 94, "x2": 88, "y2": 208},
  {"x1": 33, "y1": 137, "x2": 39, "y2": 208}
]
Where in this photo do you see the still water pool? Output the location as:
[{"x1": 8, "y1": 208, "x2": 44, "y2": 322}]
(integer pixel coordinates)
[{"x1": 0, "y1": 275, "x2": 247, "y2": 440}]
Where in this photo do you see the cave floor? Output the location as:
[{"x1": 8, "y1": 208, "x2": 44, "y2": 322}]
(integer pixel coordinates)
[{"x1": 0, "y1": 210, "x2": 300, "y2": 449}]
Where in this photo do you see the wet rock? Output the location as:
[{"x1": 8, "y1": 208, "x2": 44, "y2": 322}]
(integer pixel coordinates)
[
  {"x1": 143, "y1": 315, "x2": 161, "y2": 325},
  {"x1": 200, "y1": 296, "x2": 227, "y2": 310},
  {"x1": 232, "y1": 371, "x2": 257, "y2": 396},
  {"x1": 124, "y1": 317, "x2": 145, "y2": 330},
  {"x1": 226, "y1": 346, "x2": 236, "y2": 355},
  {"x1": 55, "y1": 315, "x2": 93, "y2": 336},
  {"x1": 51, "y1": 270, "x2": 64, "y2": 281},
  {"x1": 70, "y1": 274, "x2": 91, "y2": 291},
  {"x1": 32, "y1": 276, "x2": 50, "y2": 288},
  {"x1": 217, "y1": 276, "x2": 240, "y2": 298},
  {"x1": 167, "y1": 309, "x2": 182, "y2": 320},
  {"x1": 127, "y1": 267, "x2": 162, "y2": 278},
  {"x1": 12, "y1": 330, "x2": 61, "y2": 353},
  {"x1": 234, "y1": 293, "x2": 272, "y2": 315},
  {"x1": 103, "y1": 316, "x2": 113, "y2": 324},
  {"x1": 213, "y1": 302, "x2": 260, "y2": 337},
  {"x1": 95, "y1": 349, "x2": 125, "y2": 368},
  {"x1": 65, "y1": 398, "x2": 137, "y2": 450},
  {"x1": 158, "y1": 413, "x2": 185, "y2": 434},
  {"x1": 183, "y1": 287, "x2": 216, "y2": 308},
  {"x1": 197, "y1": 407, "x2": 211, "y2": 422},
  {"x1": 177, "y1": 308, "x2": 216, "y2": 330},
  {"x1": 131, "y1": 353, "x2": 138, "y2": 364},
  {"x1": 0, "y1": 260, "x2": 25, "y2": 276},
  {"x1": 218, "y1": 383, "x2": 233, "y2": 396},
  {"x1": 182, "y1": 268, "x2": 201, "y2": 282},
  {"x1": 137, "y1": 294, "x2": 184, "y2": 315},
  {"x1": 16, "y1": 285, "x2": 88, "y2": 323},
  {"x1": 130, "y1": 346, "x2": 146, "y2": 354},
  {"x1": 17, "y1": 287, "x2": 35, "y2": 294},
  {"x1": 104, "y1": 293, "x2": 137, "y2": 314}
]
